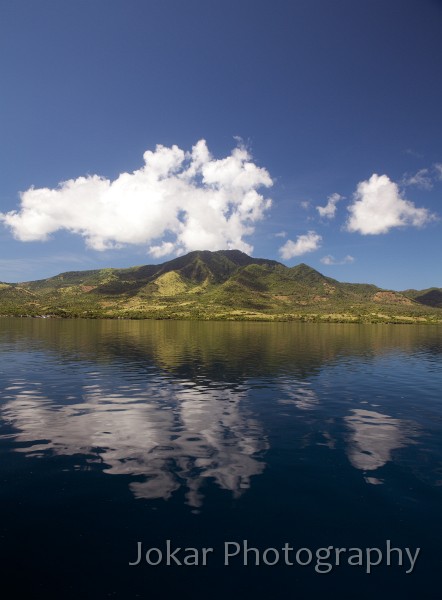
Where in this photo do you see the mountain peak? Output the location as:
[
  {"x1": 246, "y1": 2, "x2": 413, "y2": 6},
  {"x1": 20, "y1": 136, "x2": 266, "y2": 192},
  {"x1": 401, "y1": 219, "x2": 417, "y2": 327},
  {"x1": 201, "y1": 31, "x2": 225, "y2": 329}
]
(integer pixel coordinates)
[
  {"x1": 289, "y1": 262, "x2": 334, "y2": 283},
  {"x1": 1, "y1": 249, "x2": 440, "y2": 322}
]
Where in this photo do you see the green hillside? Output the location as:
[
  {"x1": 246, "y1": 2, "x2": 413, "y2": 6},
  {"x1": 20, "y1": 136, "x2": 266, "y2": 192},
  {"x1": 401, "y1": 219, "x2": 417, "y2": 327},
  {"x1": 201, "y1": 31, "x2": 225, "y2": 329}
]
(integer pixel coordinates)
[
  {"x1": 402, "y1": 287, "x2": 442, "y2": 309},
  {"x1": 1, "y1": 250, "x2": 441, "y2": 323}
]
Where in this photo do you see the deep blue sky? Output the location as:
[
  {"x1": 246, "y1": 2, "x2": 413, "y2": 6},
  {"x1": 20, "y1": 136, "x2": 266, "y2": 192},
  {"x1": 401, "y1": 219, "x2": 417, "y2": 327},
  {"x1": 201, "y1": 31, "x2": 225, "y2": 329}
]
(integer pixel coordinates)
[{"x1": 1, "y1": 0, "x2": 441, "y2": 289}]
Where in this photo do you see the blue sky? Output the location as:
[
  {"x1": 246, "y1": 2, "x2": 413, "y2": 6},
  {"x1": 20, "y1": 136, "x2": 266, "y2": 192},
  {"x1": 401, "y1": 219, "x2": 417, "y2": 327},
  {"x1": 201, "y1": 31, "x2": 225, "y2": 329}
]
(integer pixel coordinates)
[{"x1": 1, "y1": 0, "x2": 441, "y2": 290}]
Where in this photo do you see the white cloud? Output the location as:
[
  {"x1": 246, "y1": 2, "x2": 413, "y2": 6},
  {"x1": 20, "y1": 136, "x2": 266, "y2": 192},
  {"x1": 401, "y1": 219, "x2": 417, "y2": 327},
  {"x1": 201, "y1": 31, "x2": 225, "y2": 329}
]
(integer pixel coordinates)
[
  {"x1": 346, "y1": 174, "x2": 434, "y2": 235},
  {"x1": 148, "y1": 242, "x2": 177, "y2": 258},
  {"x1": 0, "y1": 140, "x2": 273, "y2": 257},
  {"x1": 320, "y1": 254, "x2": 354, "y2": 265},
  {"x1": 279, "y1": 231, "x2": 322, "y2": 260},
  {"x1": 300, "y1": 200, "x2": 311, "y2": 210},
  {"x1": 434, "y1": 163, "x2": 442, "y2": 180},
  {"x1": 316, "y1": 193, "x2": 344, "y2": 219},
  {"x1": 402, "y1": 168, "x2": 433, "y2": 190},
  {"x1": 274, "y1": 230, "x2": 287, "y2": 238}
]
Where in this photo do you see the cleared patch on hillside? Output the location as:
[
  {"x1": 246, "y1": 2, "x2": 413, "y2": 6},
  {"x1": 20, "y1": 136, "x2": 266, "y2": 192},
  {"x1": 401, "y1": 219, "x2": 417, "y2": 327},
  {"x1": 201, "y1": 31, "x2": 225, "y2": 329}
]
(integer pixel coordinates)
[
  {"x1": 372, "y1": 291, "x2": 413, "y2": 305},
  {"x1": 154, "y1": 271, "x2": 189, "y2": 296}
]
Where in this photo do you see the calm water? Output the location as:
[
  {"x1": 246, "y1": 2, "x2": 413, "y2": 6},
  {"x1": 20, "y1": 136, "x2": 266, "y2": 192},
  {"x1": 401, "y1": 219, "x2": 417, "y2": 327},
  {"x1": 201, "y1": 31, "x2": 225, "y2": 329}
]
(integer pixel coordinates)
[{"x1": 0, "y1": 318, "x2": 441, "y2": 599}]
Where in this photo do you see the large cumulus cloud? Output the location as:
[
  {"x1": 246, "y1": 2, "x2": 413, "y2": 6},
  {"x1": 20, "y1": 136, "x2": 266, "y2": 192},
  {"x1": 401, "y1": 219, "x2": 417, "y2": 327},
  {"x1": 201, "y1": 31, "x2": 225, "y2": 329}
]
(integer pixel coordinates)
[{"x1": 1, "y1": 140, "x2": 273, "y2": 256}]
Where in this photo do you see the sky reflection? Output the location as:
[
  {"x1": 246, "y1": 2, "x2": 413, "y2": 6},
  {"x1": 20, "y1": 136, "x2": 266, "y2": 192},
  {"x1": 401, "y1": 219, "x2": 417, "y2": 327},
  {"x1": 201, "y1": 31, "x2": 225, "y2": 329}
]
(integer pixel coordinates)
[
  {"x1": 1, "y1": 319, "x2": 441, "y2": 505},
  {"x1": 1, "y1": 378, "x2": 267, "y2": 508}
]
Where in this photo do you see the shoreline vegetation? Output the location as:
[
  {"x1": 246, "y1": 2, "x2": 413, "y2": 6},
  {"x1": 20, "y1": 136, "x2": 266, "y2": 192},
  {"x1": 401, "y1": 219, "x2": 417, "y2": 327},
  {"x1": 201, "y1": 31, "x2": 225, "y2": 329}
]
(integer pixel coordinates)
[
  {"x1": 1, "y1": 250, "x2": 441, "y2": 324},
  {"x1": 2, "y1": 314, "x2": 441, "y2": 324}
]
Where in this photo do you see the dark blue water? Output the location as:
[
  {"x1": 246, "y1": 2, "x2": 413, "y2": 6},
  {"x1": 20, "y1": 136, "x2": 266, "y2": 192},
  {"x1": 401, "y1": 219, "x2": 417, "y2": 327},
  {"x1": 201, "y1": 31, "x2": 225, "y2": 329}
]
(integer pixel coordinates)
[{"x1": 0, "y1": 319, "x2": 441, "y2": 599}]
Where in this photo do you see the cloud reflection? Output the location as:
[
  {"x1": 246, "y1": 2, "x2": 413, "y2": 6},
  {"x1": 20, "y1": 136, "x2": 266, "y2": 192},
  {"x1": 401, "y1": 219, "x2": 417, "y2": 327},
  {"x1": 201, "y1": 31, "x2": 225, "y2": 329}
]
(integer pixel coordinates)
[
  {"x1": 1, "y1": 378, "x2": 267, "y2": 508},
  {"x1": 277, "y1": 382, "x2": 319, "y2": 410},
  {"x1": 344, "y1": 409, "x2": 416, "y2": 479}
]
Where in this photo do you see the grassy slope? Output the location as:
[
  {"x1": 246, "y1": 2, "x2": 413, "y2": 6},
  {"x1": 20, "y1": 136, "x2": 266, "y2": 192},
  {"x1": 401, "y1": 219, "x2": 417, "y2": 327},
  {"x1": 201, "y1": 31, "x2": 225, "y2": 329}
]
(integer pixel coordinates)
[
  {"x1": 1, "y1": 250, "x2": 441, "y2": 323},
  {"x1": 402, "y1": 287, "x2": 442, "y2": 309}
]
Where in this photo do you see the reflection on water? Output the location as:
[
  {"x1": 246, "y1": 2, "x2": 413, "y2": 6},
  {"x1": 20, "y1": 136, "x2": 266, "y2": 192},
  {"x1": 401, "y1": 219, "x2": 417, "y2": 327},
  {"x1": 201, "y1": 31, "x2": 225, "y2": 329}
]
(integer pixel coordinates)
[
  {"x1": 344, "y1": 409, "x2": 417, "y2": 483},
  {"x1": 3, "y1": 318, "x2": 442, "y2": 380},
  {"x1": 0, "y1": 318, "x2": 442, "y2": 505},
  {"x1": 278, "y1": 381, "x2": 319, "y2": 410},
  {"x1": 1, "y1": 377, "x2": 266, "y2": 508}
]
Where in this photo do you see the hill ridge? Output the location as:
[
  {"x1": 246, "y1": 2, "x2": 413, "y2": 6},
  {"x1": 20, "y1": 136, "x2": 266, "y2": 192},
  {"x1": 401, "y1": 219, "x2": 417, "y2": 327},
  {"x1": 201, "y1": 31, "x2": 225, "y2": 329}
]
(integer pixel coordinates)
[{"x1": 0, "y1": 249, "x2": 440, "y2": 323}]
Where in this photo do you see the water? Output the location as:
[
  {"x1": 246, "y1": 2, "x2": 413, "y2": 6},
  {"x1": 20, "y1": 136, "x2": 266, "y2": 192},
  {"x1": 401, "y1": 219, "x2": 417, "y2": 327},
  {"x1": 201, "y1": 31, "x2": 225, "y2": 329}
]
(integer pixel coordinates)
[{"x1": 0, "y1": 318, "x2": 441, "y2": 599}]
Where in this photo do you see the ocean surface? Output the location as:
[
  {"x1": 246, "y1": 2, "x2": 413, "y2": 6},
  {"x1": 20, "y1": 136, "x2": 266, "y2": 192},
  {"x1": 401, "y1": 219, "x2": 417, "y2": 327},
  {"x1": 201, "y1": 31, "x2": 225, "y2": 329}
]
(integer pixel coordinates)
[{"x1": 0, "y1": 318, "x2": 441, "y2": 599}]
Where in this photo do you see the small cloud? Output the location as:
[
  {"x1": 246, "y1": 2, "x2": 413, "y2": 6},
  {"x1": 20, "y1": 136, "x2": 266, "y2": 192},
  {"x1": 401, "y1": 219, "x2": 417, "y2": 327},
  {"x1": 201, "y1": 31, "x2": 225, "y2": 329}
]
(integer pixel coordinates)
[
  {"x1": 434, "y1": 163, "x2": 442, "y2": 180},
  {"x1": 316, "y1": 193, "x2": 344, "y2": 219},
  {"x1": 274, "y1": 231, "x2": 287, "y2": 238},
  {"x1": 300, "y1": 200, "x2": 311, "y2": 210},
  {"x1": 402, "y1": 168, "x2": 433, "y2": 190},
  {"x1": 320, "y1": 254, "x2": 355, "y2": 265},
  {"x1": 346, "y1": 174, "x2": 434, "y2": 235},
  {"x1": 279, "y1": 230, "x2": 322, "y2": 260},
  {"x1": 148, "y1": 241, "x2": 177, "y2": 258}
]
